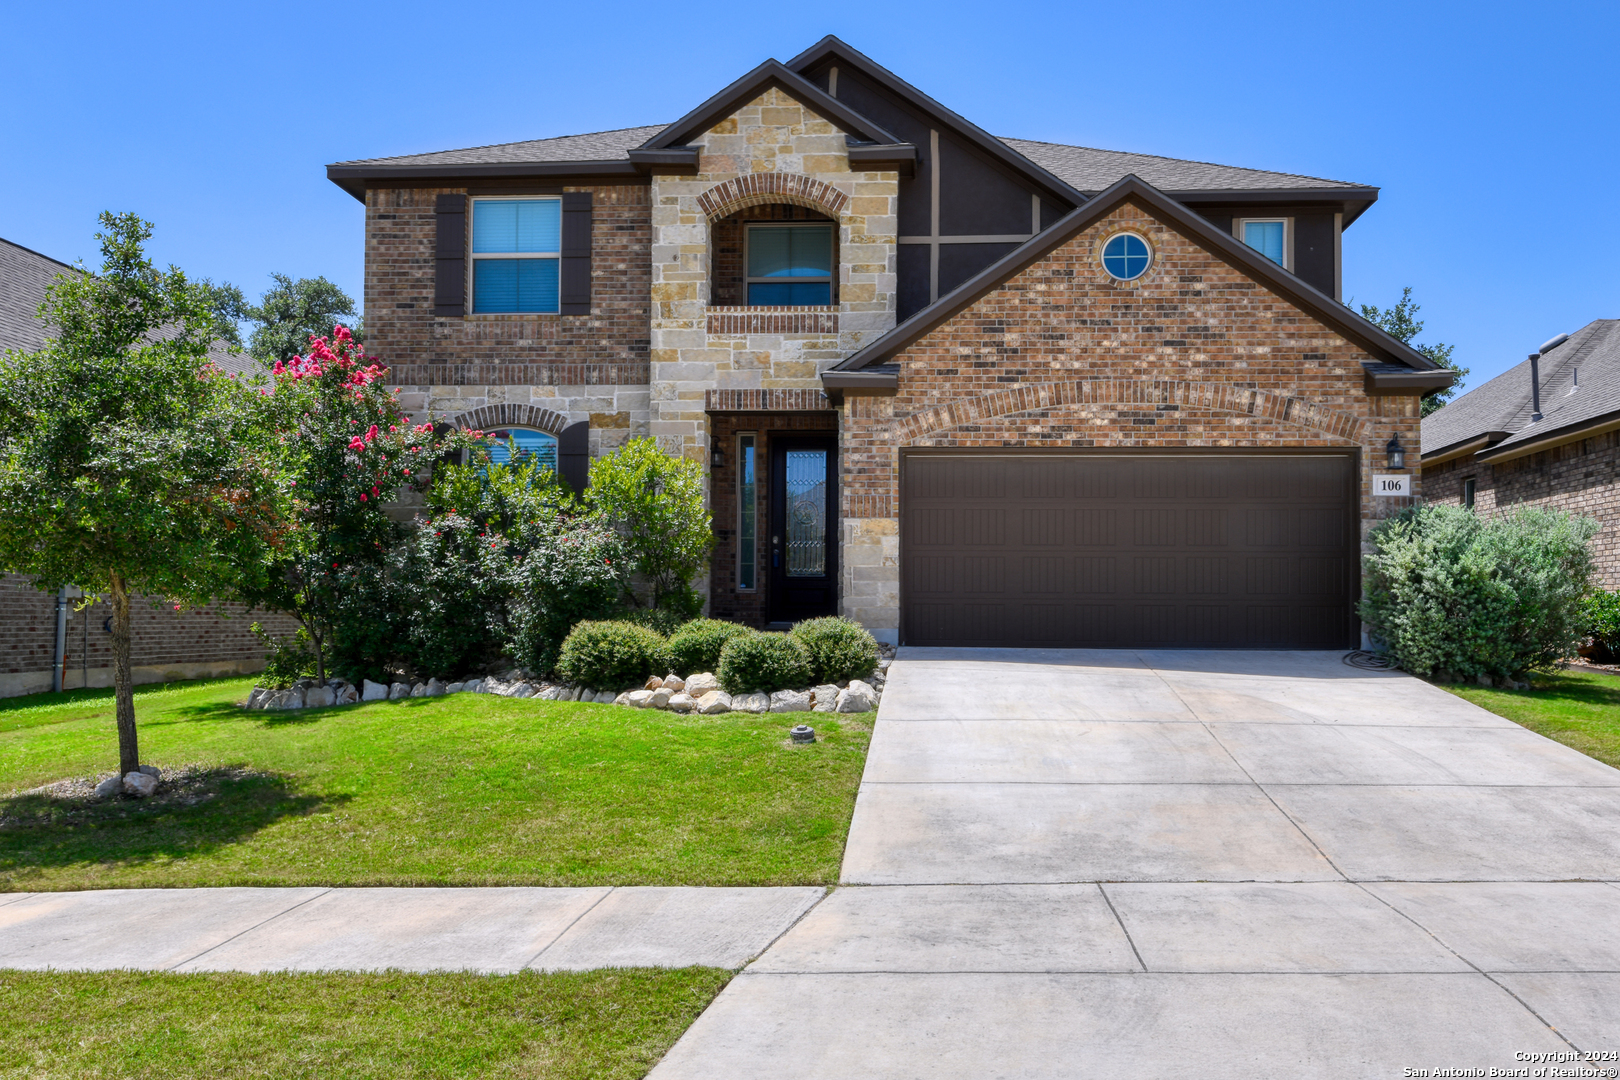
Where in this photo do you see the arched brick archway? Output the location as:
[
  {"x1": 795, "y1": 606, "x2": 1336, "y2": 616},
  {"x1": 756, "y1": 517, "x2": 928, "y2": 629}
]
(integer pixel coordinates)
[
  {"x1": 696, "y1": 173, "x2": 848, "y2": 223},
  {"x1": 447, "y1": 403, "x2": 570, "y2": 436},
  {"x1": 893, "y1": 378, "x2": 1368, "y2": 445}
]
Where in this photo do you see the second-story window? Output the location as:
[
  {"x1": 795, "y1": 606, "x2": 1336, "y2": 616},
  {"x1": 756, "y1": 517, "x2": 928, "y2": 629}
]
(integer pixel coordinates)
[
  {"x1": 1236, "y1": 217, "x2": 1290, "y2": 269},
  {"x1": 746, "y1": 224, "x2": 833, "y2": 305},
  {"x1": 471, "y1": 198, "x2": 560, "y2": 313}
]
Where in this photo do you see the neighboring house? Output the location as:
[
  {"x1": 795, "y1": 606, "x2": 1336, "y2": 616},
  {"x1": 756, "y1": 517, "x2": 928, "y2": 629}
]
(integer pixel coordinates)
[
  {"x1": 0, "y1": 236, "x2": 294, "y2": 698},
  {"x1": 1422, "y1": 321, "x2": 1620, "y2": 587},
  {"x1": 328, "y1": 36, "x2": 1451, "y2": 649}
]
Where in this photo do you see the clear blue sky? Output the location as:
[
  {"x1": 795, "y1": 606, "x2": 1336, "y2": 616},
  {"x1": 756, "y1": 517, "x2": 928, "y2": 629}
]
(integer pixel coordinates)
[{"x1": 4, "y1": 0, "x2": 1615, "y2": 391}]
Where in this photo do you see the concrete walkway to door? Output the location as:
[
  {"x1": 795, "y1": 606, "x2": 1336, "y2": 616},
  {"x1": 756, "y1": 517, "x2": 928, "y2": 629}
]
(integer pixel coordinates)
[{"x1": 650, "y1": 649, "x2": 1620, "y2": 1078}]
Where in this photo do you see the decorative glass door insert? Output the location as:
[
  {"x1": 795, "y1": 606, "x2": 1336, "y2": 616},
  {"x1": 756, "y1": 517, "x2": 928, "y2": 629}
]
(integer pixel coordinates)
[{"x1": 784, "y1": 449, "x2": 827, "y2": 577}]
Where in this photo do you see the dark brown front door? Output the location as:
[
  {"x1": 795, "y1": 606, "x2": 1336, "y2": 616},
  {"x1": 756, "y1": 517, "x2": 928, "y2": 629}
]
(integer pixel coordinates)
[
  {"x1": 769, "y1": 436, "x2": 838, "y2": 622},
  {"x1": 901, "y1": 451, "x2": 1359, "y2": 649}
]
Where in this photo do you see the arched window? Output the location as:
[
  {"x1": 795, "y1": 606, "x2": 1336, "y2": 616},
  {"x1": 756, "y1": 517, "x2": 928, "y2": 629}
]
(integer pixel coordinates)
[{"x1": 486, "y1": 428, "x2": 558, "y2": 473}]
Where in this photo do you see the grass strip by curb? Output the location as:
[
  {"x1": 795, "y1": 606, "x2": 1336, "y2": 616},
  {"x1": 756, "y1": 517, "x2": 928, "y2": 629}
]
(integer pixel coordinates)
[{"x1": 1443, "y1": 667, "x2": 1620, "y2": 770}]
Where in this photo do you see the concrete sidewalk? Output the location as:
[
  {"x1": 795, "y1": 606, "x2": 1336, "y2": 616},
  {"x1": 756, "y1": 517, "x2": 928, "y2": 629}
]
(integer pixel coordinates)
[
  {"x1": 649, "y1": 649, "x2": 1620, "y2": 1078},
  {"x1": 0, "y1": 885, "x2": 822, "y2": 973}
]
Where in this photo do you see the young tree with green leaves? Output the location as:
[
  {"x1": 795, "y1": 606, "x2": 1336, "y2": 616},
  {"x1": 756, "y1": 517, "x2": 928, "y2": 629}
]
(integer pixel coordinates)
[
  {"x1": 0, "y1": 213, "x2": 280, "y2": 776},
  {"x1": 1359, "y1": 287, "x2": 1468, "y2": 416},
  {"x1": 245, "y1": 274, "x2": 361, "y2": 365},
  {"x1": 584, "y1": 438, "x2": 713, "y2": 618}
]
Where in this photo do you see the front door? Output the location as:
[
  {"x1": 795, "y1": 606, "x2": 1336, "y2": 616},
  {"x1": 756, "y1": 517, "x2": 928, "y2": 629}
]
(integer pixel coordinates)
[{"x1": 769, "y1": 436, "x2": 838, "y2": 622}]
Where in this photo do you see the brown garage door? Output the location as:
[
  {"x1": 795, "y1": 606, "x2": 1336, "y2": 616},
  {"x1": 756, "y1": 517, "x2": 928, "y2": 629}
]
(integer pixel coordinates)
[{"x1": 901, "y1": 453, "x2": 1359, "y2": 649}]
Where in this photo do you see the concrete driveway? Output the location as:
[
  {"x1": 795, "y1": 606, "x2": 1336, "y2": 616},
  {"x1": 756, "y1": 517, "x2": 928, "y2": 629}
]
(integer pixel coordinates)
[{"x1": 652, "y1": 649, "x2": 1620, "y2": 1078}]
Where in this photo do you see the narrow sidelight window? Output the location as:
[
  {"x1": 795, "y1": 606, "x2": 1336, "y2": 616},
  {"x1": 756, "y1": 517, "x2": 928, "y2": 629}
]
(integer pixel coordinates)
[
  {"x1": 737, "y1": 433, "x2": 757, "y2": 590},
  {"x1": 470, "y1": 198, "x2": 561, "y2": 313},
  {"x1": 746, "y1": 224, "x2": 833, "y2": 305},
  {"x1": 1463, "y1": 477, "x2": 1476, "y2": 509},
  {"x1": 1237, "y1": 218, "x2": 1289, "y2": 268}
]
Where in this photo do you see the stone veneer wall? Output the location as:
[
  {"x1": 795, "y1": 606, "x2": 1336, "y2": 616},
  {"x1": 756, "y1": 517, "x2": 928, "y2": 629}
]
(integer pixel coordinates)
[
  {"x1": 364, "y1": 183, "x2": 653, "y2": 451},
  {"x1": 647, "y1": 87, "x2": 899, "y2": 467},
  {"x1": 837, "y1": 200, "x2": 1423, "y2": 637},
  {"x1": 1423, "y1": 432, "x2": 1620, "y2": 589},
  {"x1": 0, "y1": 574, "x2": 299, "y2": 699}
]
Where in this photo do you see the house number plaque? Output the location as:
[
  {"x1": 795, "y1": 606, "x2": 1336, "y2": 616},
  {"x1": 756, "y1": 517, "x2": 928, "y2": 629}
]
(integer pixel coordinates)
[{"x1": 1373, "y1": 474, "x2": 1410, "y2": 497}]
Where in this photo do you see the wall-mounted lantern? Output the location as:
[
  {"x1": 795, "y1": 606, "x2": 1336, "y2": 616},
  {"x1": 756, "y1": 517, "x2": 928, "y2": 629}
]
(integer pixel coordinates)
[
  {"x1": 710, "y1": 444, "x2": 725, "y2": 469},
  {"x1": 1385, "y1": 434, "x2": 1406, "y2": 470}
]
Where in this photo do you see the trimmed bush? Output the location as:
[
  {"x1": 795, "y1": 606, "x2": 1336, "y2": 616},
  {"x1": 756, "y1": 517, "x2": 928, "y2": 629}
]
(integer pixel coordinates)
[
  {"x1": 666, "y1": 619, "x2": 755, "y2": 676},
  {"x1": 555, "y1": 620, "x2": 667, "y2": 691},
  {"x1": 1584, "y1": 590, "x2": 1620, "y2": 660},
  {"x1": 618, "y1": 606, "x2": 689, "y2": 638},
  {"x1": 718, "y1": 632, "x2": 812, "y2": 695},
  {"x1": 791, "y1": 616, "x2": 879, "y2": 684},
  {"x1": 1359, "y1": 504, "x2": 1599, "y2": 680}
]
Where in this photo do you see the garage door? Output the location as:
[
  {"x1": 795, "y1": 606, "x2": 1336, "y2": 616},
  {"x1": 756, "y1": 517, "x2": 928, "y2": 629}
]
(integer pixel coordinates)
[{"x1": 901, "y1": 453, "x2": 1359, "y2": 649}]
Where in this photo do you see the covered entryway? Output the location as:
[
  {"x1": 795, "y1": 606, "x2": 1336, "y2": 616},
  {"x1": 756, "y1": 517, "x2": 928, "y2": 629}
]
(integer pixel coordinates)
[{"x1": 899, "y1": 451, "x2": 1359, "y2": 648}]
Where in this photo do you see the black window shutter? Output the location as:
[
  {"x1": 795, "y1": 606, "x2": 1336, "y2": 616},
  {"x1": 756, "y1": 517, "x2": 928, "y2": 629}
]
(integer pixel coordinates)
[
  {"x1": 434, "y1": 194, "x2": 466, "y2": 317},
  {"x1": 559, "y1": 192, "x2": 592, "y2": 316},
  {"x1": 558, "y1": 420, "x2": 590, "y2": 493}
]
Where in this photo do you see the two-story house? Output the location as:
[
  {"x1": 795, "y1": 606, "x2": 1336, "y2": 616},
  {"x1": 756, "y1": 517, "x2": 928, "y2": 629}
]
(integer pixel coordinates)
[{"x1": 328, "y1": 36, "x2": 1450, "y2": 650}]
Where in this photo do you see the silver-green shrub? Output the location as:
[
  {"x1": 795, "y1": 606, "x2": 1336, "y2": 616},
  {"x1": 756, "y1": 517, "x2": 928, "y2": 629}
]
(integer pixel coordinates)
[{"x1": 1359, "y1": 504, "x2": 1599, "y2": 679}]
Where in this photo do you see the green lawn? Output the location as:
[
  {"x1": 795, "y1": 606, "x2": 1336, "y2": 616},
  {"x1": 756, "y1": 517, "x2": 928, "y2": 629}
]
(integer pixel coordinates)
[
  {"x1": 0, "y1": 678, "x2": 870, "y2": 891},
  {"x1": 1444, "y1": 667, "x2": 1620, "y2": 769},
  {"x1": 0, "y1": 967, "x2": 729, "y2": 1080}
]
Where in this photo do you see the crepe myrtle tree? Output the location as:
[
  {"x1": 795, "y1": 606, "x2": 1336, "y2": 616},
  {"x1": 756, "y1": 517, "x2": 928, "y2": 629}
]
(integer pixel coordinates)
[
  {"x1": 0, "y1": 212, "x2": 281, "y2": 776},
  {"x1": 243, "y1": 327, "x2": 480, "y2": 681}
]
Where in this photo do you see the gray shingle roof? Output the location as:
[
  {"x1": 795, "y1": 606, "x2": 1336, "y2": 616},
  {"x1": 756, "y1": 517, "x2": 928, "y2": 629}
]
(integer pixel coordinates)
[
  {"x1": 331, "y1": 126, "x2": 1368, "y2": 195},
  {"x1": 332, "y1": 125, "x2": 666, "y2": 168},
  {"x1": 1, "y1": 236, "x2": 259, "y2": 378},
  {"x1": 997, "y1": 138, "x2": 1370, "y2": 194},
  {"x1": 1422, "y1": 319, "x2": 1620, "y2": 456}
]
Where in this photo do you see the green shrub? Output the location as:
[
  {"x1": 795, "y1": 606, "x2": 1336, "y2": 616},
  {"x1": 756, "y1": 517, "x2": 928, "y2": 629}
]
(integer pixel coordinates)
[
  {"x1": 618, "y1": 606, "x2": 690, "y2": 638},
  {"x1": 1359, "y1": 504, "x2": 1599, "y2": 680},
  {"x1": 585, "y1": 438, "x2": 714, "y2": 612},
  {"x1": 666, "y1": 619, "x2": 755, "y2": 676},
  {"x1": 252, "y1": 623, "x2": 317, "y2": 689},
  {"x1": 791, "y1": 616, "x2": 879, "y2": 684},
  {"x1": 555, "y1": 620, "x2": 667, "y2": 691},
  {"x1": 718, "y1": 632, "x2": 811, "y2": 695},
  {"x1": 1584, "y1": 590, "x2": 1620, "y2": 658}
]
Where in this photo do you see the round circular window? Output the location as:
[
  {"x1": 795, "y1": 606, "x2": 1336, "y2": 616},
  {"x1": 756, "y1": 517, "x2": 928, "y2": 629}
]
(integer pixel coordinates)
[{"x1": 1101, "y1": 232, "x2": 1152, "y2": 281}]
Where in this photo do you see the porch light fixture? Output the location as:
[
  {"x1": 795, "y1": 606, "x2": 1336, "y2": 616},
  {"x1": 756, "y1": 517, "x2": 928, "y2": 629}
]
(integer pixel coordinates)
[
  {"x1": 1385, "y1": 434, "x2": 1406, "y2": 470},
  {"x1": 710, "y1": 444, "x2": 725, "y2": 469}
]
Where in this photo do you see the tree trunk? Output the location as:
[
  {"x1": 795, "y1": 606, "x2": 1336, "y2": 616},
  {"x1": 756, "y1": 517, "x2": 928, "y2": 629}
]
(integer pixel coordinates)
[{"x1": 109, "y1": 571, "x2": 139, "y2": 775}]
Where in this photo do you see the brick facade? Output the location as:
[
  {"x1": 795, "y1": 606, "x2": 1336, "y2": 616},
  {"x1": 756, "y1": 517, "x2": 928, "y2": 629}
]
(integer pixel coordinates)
[
  {"x1": 837, "y1": 201, "x2": 1423, "y2": 636},
  {"x1": 0, "y1": 575, "x2": 300, "y2": 699},
  {"x1": 1423, "y1": 433, "x2": 1620, "y2": 588}
]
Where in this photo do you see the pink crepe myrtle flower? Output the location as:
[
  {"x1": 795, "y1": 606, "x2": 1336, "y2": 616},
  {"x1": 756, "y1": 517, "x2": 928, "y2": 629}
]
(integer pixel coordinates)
[
  {"x1": 348, "y1": 437, "x2": 366, "y2": 451},
  {"x1": 365, "y1": 424, "x2": 379, "y2": 442},
  {"x1": 359, "y1": 493, "x2": 367, "y2": 502}
]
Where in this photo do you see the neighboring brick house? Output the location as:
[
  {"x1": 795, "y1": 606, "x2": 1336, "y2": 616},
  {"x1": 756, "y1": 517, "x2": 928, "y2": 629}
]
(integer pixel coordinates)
[
  {"x1": 1421, "y1": 321, "x2": 1620, "y2": 588},
  {"x1": 328, "y1": 36, "x2": 1450, "y2": 648},
  {"x1": 0, "y1": 236, "x2": 294, "y2": 698}
]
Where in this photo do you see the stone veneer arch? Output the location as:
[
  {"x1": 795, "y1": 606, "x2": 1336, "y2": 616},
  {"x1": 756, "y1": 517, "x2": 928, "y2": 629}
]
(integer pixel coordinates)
[
  {"x1": 892, "y1": 379, "x2": 1369, "y2": 445},
  {"x1": 696, "y1": 173, "x2": 849, "y2": 223},
  {"x1": 447, "y1": 403, "x2": 570, "y2": 436}
]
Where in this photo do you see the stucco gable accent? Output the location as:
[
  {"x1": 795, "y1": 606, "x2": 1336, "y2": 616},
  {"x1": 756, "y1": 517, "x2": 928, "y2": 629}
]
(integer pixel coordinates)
[
  {"x1": 448, "y1": 403, "x2": 570, "y2": 435},
  {"x1": 697, "y1": 173, "x2": 849, "y2": 221},
  {"x1": 894, "y1": 379, "x2": 1368, "y2": 445}
]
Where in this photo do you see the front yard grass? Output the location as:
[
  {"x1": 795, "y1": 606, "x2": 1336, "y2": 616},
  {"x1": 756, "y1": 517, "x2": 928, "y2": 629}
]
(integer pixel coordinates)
[
  {"x1": 0, "y1": 966, "x2": 729, "y2": 1080},
  {"x1": 1444, "y1": 667, "x2": 1620, "y2": 770},
  {"x1": 0, "y1": 678, "x2": 870, "y2": 891}
]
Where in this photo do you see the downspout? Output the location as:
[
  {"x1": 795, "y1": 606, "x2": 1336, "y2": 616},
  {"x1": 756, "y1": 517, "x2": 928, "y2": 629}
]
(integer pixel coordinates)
[{"x1": 52, "y1": 586, "x2": 70, "y2": 693}]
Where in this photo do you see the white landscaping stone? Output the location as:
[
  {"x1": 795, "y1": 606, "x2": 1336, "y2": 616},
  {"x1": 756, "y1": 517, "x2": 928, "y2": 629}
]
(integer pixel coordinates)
[
  {"x1": 274, "y1": 688, "x2": 307, "y2": 710},
  {"x1": 507, "y1": 682, "x2": 535, "y2": 698},
  {"x1": 389, "y1": 682, "x2": 410, "y2": 700},
  {"x1": 627, "y1": 690, "x2": 656, "y2": 708},
  {"x1": 94, "y1": 775, "x2": 124, "y2": 799},
  {"x1": 771, "y1": 689, "x2": 812, "y2": 713},
  {"x1": 538, "y1": 686, "x2": 564, "y2": 701},
  {"x1": 686, "y1": 673, "x2": 720, "y2": 697},
  {"x1": 410, "y1": 682, "x2": 428, "y2": 698},
  {"x1": 362, "y1": 679, "x2": 389, "y2": 702},
  {"x1": 335, "y1": 683, "x2": 359, "y2": 704},
  {"x1": 837, "y1": 680, "x2": 879, "y2": 713},
  {"x1": 305, "y1": 686, "x2": 335, "y2": 709},
  {"x1": 426, "y1": 678, "x2": 446, "y2": 697},
  {"x1": 661, "y1": 674, "x2": 686, "y2": 692},
  {"x1": 246, "y1": 687, "x2": 267, "y2": 710},
  {"x1": 668, "y1": 692, "x2": 696, "y2": 713},
  {"x1": 563, "y1": 687, "x2": 583, "y2": 702},
  {"x1": 463, "y1": 679, "x2": 483, "y2": 694},
  {"x1": 446, "y1": 682, "x2": 464, "y2": 694},
  {"x1": 811, "y1": 684, "x2": 840, "y2": 712},
  {"x1": 735, "y1": 692, "x2": 770, "y2": 714},
  {"x1": 614, "y1": 692, "x2": 632, "y2": 706},
  {"x1": 122, "y1": 772, "x2": 158, "y2": 798},
  {"x1": 651, "y1": 687, "x2": 674, "y2": 709},
  {"x1": 697, "y1": 690, "x2": 733, "y2": 715},
  {"x1": 136, "y1": 764, "x2": 161, "y2": 778},
  {"x1": 594, "y1": 690, "x2": 617, "y2": 704}
]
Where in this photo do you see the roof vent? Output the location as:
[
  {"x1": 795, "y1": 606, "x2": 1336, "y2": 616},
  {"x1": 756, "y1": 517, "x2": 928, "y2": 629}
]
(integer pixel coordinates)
[
  {"x1": 1569, "y1": 366, "x2": 1579, "y2": 394},
  {"x1": 1529, "y1": 352, "x2": 1543, "y2": 422},
  {"x1": 1539, "y1": 332, "x2": 1570, "y2": 354}
]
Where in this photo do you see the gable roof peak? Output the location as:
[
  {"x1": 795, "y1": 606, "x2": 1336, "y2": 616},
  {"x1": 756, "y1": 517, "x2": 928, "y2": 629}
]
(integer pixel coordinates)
[{"x1": 640, "y1": 58, "x2": 901, "y2": 150}]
